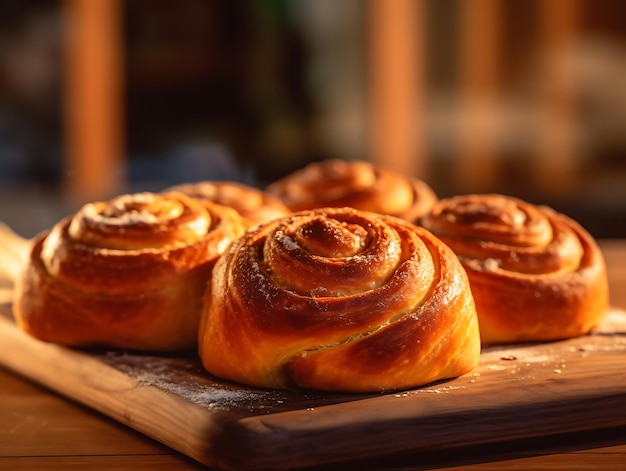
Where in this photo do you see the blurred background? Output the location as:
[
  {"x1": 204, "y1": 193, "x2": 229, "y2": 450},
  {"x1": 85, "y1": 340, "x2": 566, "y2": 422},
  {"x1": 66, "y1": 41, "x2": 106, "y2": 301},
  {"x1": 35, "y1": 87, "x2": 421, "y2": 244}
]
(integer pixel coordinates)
[{"x1": 0, "y1": 0, "x2": 624, "y2": 238}]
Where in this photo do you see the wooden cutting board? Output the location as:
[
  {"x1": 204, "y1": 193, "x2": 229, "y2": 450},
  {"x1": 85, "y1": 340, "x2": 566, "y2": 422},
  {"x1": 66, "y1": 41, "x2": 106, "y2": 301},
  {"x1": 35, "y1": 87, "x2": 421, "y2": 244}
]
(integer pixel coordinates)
[{"x1": 1, "y1": 303, "x2": 625, "y2": 471}]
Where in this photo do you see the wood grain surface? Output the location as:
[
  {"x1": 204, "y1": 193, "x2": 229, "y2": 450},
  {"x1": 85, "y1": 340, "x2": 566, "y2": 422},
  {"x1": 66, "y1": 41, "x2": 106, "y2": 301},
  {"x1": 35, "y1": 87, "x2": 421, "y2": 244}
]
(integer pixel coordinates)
[{"x1": 1, "y1": 303, "x2": 625, "y2": 471}]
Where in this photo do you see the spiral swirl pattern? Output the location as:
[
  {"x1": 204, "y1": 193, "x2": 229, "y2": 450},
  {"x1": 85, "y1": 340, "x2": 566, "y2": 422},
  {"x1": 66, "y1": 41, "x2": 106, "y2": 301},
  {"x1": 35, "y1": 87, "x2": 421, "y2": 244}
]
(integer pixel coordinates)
[
  {"x1": 266, "y1": 159, "x2": 438, "y2": 223},
  {"x1": 13, "y1": 191, "x2": 248, "y2": 351},
  {"x1": 199, "y1": 207, "x2": 480, "y2": 392},
  {"x1": 420, "y1": 194, "x2": 609, "y2": 343}
]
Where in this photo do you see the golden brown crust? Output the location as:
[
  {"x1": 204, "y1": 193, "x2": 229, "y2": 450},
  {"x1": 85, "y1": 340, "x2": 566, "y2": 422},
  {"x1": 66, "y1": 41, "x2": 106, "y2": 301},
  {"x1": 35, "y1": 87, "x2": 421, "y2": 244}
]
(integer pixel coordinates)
[
  {"x1": 265, "y1": 160, "x2": 438, "y2": 223},
  {"x1": 420, "y1": 194, "x2": 610, "y2": 344},
  {"x1": 198, "y1": 207, "x2": 480, "y2": 393},
  {"x1": 13, "y1": 191, "x2": 248, "y2": 352},
  {"x1": 166, "y1": 181, "x2": 291, "y2": 224}
]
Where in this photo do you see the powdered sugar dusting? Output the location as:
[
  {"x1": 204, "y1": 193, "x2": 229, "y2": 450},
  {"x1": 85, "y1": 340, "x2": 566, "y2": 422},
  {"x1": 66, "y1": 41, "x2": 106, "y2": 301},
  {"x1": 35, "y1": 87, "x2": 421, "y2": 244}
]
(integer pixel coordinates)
[
  {"x1": 593, "y1": 308, "x2": 626, "y2": 334},
  {"x1": 277, "y1": 231, "x2": 300, "y2": 252},
  {"x1": 133, "y1": 371, "x2": 258, "y2": 409},
  {"x1": 97, "y1": 351, "x2": 356, "y2": 413},
  {"x1": 393, "y1": 384, "x2": 466, "y2": 397},
  {"x1": 100, "y1": 352, "x2": 275, "y2": 411}
]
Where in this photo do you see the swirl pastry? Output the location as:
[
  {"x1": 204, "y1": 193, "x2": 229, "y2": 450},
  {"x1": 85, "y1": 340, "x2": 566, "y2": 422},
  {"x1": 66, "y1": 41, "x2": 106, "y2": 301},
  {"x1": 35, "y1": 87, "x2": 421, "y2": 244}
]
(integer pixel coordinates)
[
  {"x1": 420, "y1": 194, "x2": 610, "y2": 344},
  {"x1": 13, "y1": 191, "x2": 248, "y2": 352},
  {"x1": 198, "y1": 207, "x2": 480, "y2": 393},
  {"x1": 266, "y1": 159, "x2": 438, "y2": 223},
  {"x1": 166, "y1": 180, "x2": 291, "y2": 224}
]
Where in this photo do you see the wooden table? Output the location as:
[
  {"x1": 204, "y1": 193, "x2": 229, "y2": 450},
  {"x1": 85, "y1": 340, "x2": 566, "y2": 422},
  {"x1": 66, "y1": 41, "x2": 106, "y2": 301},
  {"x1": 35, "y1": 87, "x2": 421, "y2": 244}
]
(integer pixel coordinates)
[{"x1": 2, "y1": 239, "x2": 626, "y2": 471}]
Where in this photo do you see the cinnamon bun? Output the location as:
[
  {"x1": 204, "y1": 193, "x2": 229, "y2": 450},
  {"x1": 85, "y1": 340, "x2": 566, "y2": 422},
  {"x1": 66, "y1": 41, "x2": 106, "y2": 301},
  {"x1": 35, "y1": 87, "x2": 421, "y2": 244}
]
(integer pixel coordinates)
[
  {"x1": 266, "y1": 159, "x2": 438, "y2": 223},
  {"x1": 13, "y1": 191, "x2": 248, "y2": 351},
  {"x1": 420, "y1": 194, "x2": 610, "y2": 344},
  {"x1": 198, "y1": 207, "x2": 480, "y2": 392},
  {"x1": 166, "y1": 180, "x2": 291, "y2": 224}
]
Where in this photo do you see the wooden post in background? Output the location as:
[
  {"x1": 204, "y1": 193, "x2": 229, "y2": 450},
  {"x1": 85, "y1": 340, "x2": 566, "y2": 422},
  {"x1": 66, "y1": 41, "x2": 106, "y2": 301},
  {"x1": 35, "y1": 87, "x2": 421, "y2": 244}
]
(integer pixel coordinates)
[
  {"x1": 535, "y1": 0, "x2": 580, "y2": 197},
  {"x1": 456, "y1": 0, "x2": 501, "y2": 192},
  {"x1": 368, "y1": 0, "x2": 424, "y2": 178},
  {"x1": 63, "y1": 0, "x2": 125, "y2": 204}
]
